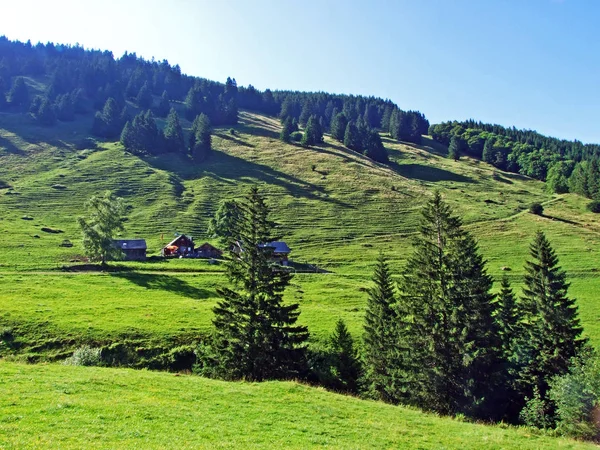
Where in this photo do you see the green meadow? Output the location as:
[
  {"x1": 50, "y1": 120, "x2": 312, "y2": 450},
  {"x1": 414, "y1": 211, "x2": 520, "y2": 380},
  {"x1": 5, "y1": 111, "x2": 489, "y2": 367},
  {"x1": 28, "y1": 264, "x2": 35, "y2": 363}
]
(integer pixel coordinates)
[{"x1": 0, "y1": 362, "x2": 594, "y2": 450}]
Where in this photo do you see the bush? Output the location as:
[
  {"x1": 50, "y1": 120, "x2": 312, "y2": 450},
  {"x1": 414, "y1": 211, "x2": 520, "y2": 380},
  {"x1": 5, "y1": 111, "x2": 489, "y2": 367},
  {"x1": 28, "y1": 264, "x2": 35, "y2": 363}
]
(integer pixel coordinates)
[
  {"x1": 64, "y1": 345, "x2": 102, "y2": 366},
  {"x1": 290, "y1": 131, "x2": 302, "y2": 142},
  {"x1": 529, "y1": 202, "x2": 544, "y2": 215},
  {"x1": 586, "y1": 200, "x2": 600, "y2": 213},
  {"x1": 520, "y1": 386, "x2": 554, "y2": 429}
]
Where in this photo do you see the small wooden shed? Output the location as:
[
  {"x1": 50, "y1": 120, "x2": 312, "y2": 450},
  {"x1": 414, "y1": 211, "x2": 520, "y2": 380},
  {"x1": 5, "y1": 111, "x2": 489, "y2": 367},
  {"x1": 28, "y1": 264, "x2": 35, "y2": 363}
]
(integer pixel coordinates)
[
  {"x1": 196, "y1": 242, "x2": 222, "y2": 259},
  {"x1": 113, "y1": 239, "x2": 147, "y2": 261}
]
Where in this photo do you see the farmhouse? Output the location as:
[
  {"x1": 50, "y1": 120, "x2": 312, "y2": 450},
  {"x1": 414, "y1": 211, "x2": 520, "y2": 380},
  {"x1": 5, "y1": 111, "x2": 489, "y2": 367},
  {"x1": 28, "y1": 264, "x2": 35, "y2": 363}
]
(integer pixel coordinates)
[
  {"x1": 196, "y1": 242, "x2": 222, "y2": 259},
  {"x1": 113, "y1": 239, "x2": 147, "y2": 261},
  {"x1": 260, "y1": 241, "x2": 291, "y2": 265},
  {"x1": 162, "y1": 234, "x2": 195, "y2": 257}
]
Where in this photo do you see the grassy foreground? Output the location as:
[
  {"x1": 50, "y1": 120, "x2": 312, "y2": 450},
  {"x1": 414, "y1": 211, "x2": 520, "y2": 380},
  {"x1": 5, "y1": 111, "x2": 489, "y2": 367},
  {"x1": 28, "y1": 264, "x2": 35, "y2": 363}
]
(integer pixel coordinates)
[{"x1": 0, "y1": 362, "x2": 594, "y2": 450}]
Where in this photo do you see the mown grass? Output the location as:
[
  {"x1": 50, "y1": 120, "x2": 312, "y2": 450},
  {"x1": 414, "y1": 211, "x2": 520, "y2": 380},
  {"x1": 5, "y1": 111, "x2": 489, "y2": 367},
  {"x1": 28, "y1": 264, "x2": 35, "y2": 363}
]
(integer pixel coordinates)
[{"x1": 0, "y1": 362, "x2": 594, "y2": 450}]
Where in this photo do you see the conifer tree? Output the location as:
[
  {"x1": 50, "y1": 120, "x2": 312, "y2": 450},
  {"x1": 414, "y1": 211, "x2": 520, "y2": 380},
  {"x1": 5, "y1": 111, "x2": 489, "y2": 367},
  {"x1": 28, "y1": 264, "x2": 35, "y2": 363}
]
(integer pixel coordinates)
[
  {"x1": 482, "y1": 139, "x2": 495, "y2": 164},
  {"x1": 280, "y1": 116, "x2": 294, "y2": 143},
  {"x1": 8, "y1": 76, "x2": 28, "y2": 109},
  {"x1": 448, "y1": 136, "x2": 461, "y2": 160},
  {"x1": 364, "y1": 130, "x2": 388, "y2": 163},
  {"x1": 55, "y1": 93, "x2": 75, "y2": 121},
  {"x1": 300, "y1": 115, "x2": 323, "y2": 147},
  {"x1": 396, "y1": 191, "x2": 501, "y2": 417},
  {"x1": 35, "y1": 97, "x2": 56, "y2": 125},
  {"x1": 343, "y1": 121, "x2": 361, "y2": 151},
  {"x1": 513, "y1": 232, "x2": 587, "y2": 406},
  {"x1": 362, "y1": 253, "x2": 399, "y2": 402},
  {"x1": 0, "y1": 78, "x2": 7, "y2": 111},
  {"x1": 136, "y1": 81, "x2": 153, "y2": 109},
  {"x1": 495, "y1": 276, "x2": 519, "y2": 360},
  {"x1": 163, "y1": 108, "x2": 185, "y2": 154},
  {"x1": 330, "y1": 112, "x2": 348, "y2": 142},
  {"x1": 326, "y1": 319, "x2": 361, "y2": 393},
  {"x1": 198, "y1": 187, "x2": 309, "y2": 381},
  {"x1": 189, "y1": 113, "x2": 212, "y2": 161},
  {"x1": 156, "y1": 90, "x2": 170, "y2": 117}
]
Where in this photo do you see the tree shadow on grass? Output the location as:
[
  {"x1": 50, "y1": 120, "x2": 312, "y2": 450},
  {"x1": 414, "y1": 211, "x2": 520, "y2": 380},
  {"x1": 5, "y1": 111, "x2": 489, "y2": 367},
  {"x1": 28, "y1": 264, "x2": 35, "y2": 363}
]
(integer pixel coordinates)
[
  {"x1": 111, "y1": 272, "x2": 213, "y2": 300},
  {"x1": 389, "y1": 162, "x2": 475, "y2": 183},
  {"x1": 0, "y1": 135, "x2": 26, "y2": 155},
  {"x1": 214, "y1": 132, "x2": 255, "y2": 148},
  {"x1": 542, "y1": 214, "x2": 581, "y2": 226}
]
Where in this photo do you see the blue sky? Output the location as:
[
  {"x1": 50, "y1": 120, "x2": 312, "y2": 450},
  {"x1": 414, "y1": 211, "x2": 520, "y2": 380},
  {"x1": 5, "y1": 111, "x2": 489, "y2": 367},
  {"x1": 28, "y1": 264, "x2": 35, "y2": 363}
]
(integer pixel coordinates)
[{"x1": 2, "y1": 0, "x2": 599, "y2": 142}]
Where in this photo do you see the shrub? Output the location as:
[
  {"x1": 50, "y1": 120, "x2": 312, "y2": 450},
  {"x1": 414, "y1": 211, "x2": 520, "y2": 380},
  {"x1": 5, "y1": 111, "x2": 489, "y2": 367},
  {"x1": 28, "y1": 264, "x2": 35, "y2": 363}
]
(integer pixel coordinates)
[
  {"x1": 529, "y1": 202, "x2": 544, "y2": 215},
  {"x1": 229, "y1": 128, "x2": 236, "y2": 135},
  {"x1": 586, "y1": 200, "x2": 600, "y2": 213},
  {"x1": 290, "y1": 131, "x2": 302, "y2": 142},
  {"x1": 520, "y1": 386, "x2": 554, "y2": 429},
  {"x1": 64, "y1": 345, "x2": 102, "y2": 366}
]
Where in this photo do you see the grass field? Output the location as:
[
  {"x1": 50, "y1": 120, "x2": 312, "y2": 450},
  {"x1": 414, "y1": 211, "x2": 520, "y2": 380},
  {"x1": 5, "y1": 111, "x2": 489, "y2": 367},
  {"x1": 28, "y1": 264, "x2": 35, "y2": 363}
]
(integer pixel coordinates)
[{"x1": 0, "y1": 362, "x2": 594, "y2": 449}]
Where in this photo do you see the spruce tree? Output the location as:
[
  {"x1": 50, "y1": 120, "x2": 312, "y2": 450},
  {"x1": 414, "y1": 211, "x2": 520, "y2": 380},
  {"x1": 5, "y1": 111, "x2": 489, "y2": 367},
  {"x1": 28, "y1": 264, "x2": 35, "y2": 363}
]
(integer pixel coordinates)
[
  {"x1": 482, "y1": 139, "x2": 495, "y2": 164},
  {"x1": 163, "y1": 108, "x2": 185, "y2": 154},
  {"x1": 448, "y1": 136, "x2": 461, "y2": 161},
  {"x1": 8, "y1": 76, "x2": 28, "y2": 109},
  {"x1": 514, "y1": 231, "x2": 587, "y2": 405},
  {"x1": 364, "y1": 130, "x2": 388, "y2": 163},
  {"x1": 362, "y1": 253, "x2": 399, "y2": 402},
  {"x1": 198, "y1": 187, "x2": 309, "y2": 381},
  {"x1": 280, "y1": 116, "x2": 294, "y2": 143},
  {"x1": 327, "y1": 319, "x2": 361, "y2": 393},
  {"x1": 189, "y1": 113, "x2": 212, "y2": 161},
  {"x1": 495, "y1": 276, "x2": 519, "y2": 360},
  {"x1": 330, "y1": 112, "x2": 348, "y2": 142},
  {"x1": 343, "y1": 121, "x2": 361, "y2": 151},
  {"x1": 35, "y1": 97, "x2": 56, "y2": 126},
  {"x1": 136, "y1": 81, "x2": 153, "y2": 109},
  {"x1": 397, "y1": 191, "x2": 501, "y2": 418},
  {"x1": 156, "y1": 90, "x2": 170, "y2": 117},
  {"x1": 300, "y1": 115, "x2": 322, "y2": 147}
]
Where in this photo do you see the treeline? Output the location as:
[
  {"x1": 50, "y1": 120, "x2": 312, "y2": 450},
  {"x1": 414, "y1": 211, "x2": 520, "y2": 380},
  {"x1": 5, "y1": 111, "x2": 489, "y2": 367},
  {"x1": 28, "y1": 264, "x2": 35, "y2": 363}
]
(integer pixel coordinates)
[
  {"x1": 0, "y1": 36, "x2": 431, "y2": 164},
  {"x1": 429, "y1": 121, "x2": 600, "y2": 205},
  {"x1": 193, "y1": 188, "x2": 596, "y2": 439}
]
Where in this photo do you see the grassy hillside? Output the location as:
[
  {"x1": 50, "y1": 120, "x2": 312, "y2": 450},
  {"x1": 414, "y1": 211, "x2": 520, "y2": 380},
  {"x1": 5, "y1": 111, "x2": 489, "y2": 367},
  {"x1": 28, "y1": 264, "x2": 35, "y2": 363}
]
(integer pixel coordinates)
[
  {"x1": 1, "y1": 100, "x2": 600, "y2": 360},
  {"x1": 0, "y1": 362, "x2": 593, "y2": 449}
]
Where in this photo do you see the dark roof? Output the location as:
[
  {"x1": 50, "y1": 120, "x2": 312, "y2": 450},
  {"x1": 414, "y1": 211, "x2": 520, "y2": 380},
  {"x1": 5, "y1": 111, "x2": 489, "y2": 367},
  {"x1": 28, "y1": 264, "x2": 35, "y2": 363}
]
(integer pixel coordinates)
[
  {"x1": 198, "y1": 242, "x2": 221, "y2": 251},
  {"x1": 114, "y1": 239, "x2": 147, "y2": 250},
  {"x1": 165, "y1": 234, "x2": 193, "y2": 247},
  {"x1": 261, "y1": 241, "x2": 291, "y2": 254}
]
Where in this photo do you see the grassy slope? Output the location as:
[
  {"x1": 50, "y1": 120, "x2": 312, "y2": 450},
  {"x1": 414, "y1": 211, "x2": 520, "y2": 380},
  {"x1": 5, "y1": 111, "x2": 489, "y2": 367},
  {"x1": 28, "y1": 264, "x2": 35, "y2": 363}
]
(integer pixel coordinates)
[
  {"x1": 1, "y1": 98, "x2": 600, "y2": 356},
  {"x1": 0, "y1": 362, "x2": 593, "y2": 449}
]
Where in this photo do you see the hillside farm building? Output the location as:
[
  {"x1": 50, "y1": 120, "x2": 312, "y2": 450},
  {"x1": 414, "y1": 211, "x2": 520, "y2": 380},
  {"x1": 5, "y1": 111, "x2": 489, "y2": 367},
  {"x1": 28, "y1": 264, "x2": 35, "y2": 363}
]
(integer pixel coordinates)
[
  {"x1": 113, "y1": 239, "x2": 147, "y2": 261},
  {"x1": 162, "y1": 235, "x2": 195, "y2": 258},
  {"x1": 196, "y1": 242, "x2": 222, "y2": 259},
  {"x1": 233, "y1": 241, "x2": 291, "y2": 266}
]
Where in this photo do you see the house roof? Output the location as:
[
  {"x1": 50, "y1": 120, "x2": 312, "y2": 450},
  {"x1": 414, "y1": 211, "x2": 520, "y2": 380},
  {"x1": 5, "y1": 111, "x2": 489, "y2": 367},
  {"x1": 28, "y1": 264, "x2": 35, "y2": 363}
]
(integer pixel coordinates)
[
  {"x1": 114, "y1": 239, "x2": 147, "y2": 250},
  {"x1": 198, "y1": 242, "x2": 221, "y2": 251},
  {"x1": 165, "y1": 234, "x2": 193, "y2": 248},
  {"x1": 261, "y1": 241, "x2": 291, "y2": 254}
]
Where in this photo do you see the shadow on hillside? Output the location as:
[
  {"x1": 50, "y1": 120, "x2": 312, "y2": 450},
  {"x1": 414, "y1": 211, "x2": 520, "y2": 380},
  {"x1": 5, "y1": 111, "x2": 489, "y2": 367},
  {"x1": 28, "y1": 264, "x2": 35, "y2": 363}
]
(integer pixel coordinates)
[
  {"x1": 389, "y1": 162, "x2": 474, "y2": 183},
  {"x1": 215, "y1": 132, "x2": 256, "y2": 148},
  {"x1": 111, "y1": 272, "x2": 212, "y2": 300},
  {"x1": 146, "y1": 150, "x2": 351, "y2": 208},
  {"x1": 0, "y1": 135, "x2": 25, "y2": 155},
  {"x1": 317, "y1": 141, "x2": 374, "y2": 170},
  {"x1": 542, "y1": 215, "x2": 581, "y2": 226}
]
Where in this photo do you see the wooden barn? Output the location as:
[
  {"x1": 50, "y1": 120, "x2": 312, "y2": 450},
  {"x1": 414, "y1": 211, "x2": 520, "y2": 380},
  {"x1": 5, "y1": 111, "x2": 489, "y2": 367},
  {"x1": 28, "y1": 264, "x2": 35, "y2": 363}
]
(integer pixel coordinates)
[
  {"x1": 113, "y1": 239, "x2": 147, "y2": 261},
  {"x1": 162, "y1": 234, "x2": 195, "y2": 257},
  {"x1": 196, "y1": 242, "x2": 222, "y2": 259},
  {"x1": 259, "y1": 241, "x2": 291, "y2": 265}
]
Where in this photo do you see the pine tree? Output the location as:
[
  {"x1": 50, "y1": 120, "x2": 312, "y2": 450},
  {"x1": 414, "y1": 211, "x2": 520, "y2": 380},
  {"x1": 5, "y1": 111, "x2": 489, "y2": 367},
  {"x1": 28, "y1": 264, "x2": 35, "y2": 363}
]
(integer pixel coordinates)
[
  {"x1": 136, "y1": 82, "x2": 153, "y2": 109},
  {"x1": 189, "y1": 113, "x2": 212, "y2": 161},
  {"x1": 300, "y1": 115, "x2": 322, "y2": 147},
  {"x1": 448, "y1": 136, "x2": 461, "y2": 161},
  {"x1": 279, "y1": 116, "x2": 294, "y2": 143},
  {"x1": 514, "y1": 232, "x2": 587, "y2": 405},
  {"x1": 35, "y1": 97, "x2": 56, "y2": 126},
  {"x1": 362, "y1": 253, "x2": 400, "y2": 402},
  {"x1": 330, "y1": 112, "x2": 348, "y2": 142},
  {"x1": 8, "y1": 76, "x2": 28, "y2": 109},
  {"x1": 397, "y1": 191, "x2": 501, "y2": 418},
  {"x1": 156, "y1": 90, "x2": 170, "y2": 118},
  {"x1": 163, "y1": 108, "x2": 185, "y2": 154},
  {"x1": 482, "y1": 139, "x2": 495, "y2": 164},
  {"x1": 495, "y1": 276, "x2": 519, "y2": 360},
  {"x1": 198, "y1": 187, "x2": 309, "y2": 381},
  {"x1": 343, "y1": 121, "x2": 361, "y2": 151},
  {"x1": 327, "y1": 319, "x2": 361, "y2": 393},
  {"x1": 364, "y1": 130, "x2": 388, "y2": 163}
]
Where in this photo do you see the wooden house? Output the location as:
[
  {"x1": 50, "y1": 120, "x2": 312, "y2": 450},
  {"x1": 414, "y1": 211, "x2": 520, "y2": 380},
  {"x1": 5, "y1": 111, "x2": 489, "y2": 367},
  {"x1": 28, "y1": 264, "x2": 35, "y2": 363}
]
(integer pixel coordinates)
[
  {"x1": 162, "y1": 234, "x2": 195, "y2": 258},
  {"x1": 113, "y1": 239, "x2": 147, "y2": 261},
  {"x1": 196, "y1": 242, "x2": 222, "y2": 259},
  {"x1": 259, "y1": 241, "x2": 291, "y2": 265}
]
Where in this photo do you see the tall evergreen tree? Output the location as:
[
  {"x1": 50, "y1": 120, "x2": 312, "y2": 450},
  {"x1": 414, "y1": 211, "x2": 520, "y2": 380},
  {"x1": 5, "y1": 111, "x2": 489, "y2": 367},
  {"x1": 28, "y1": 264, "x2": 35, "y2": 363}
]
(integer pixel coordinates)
[
  {"x1": 362, "y1": 253, "x2": 399, "y2": 402},
  {"x1": 279, "y1": 116, "x2": 294, "y2": 143},
  {"x1": 513, "y1": 232, "x2": 587, "y2": 407},
  {"x1": 198, "y1": 187, "x2": 309, "y2": 381},
  {"x1": 364, "y1": 130, "x2": 388, "y2": 163},
  {"x1": 189, "y1": 113, "x2": 212, "y2": 161},
  {"x1": 163, "y1": 108, "x2": 185, "y2": 154},
  {"x1": 8, "y1": 76, "x2": 28, "y2": 109},
  {"x1": 156, "y1": 90, "x2": 170, "y2": 118},
  {"x1": 300, "y1": 115, "x2": 323, "y2": 147},
  {"x1": 330, "y1": 112, "x2": 348, "y2": 142},
  {"x1": 448, "y1": 136, "x2": 461, "y2": 161},
  {"x1": 396, "y1": 191, "x2": 501, "y2": 418},
  {"x1": 343, "y1": 121, "x2": 361, "y2": 151},
  {"x1": 495, "y1": 276, "x2": 519, "y2": 360},
  {"x1": 482, "y1": 139, "x2": 495, "y2": 164},
  {"x1": 136, "y1": 81, "x2": 153, "y2": 109},
  {"x1": 35, "y1": 97, "x2": 56, "y2": 126},
  {"x1": 326, "y1": 319, "x2": 361, "y2": 393}
]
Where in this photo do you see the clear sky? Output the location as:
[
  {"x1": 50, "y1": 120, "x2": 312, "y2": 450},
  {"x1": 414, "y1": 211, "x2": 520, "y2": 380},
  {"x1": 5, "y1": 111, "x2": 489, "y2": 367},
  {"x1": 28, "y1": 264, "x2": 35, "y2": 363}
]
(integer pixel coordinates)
[{"x1": 2, "y1": 0, "x2": 599, "y2": 142}]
